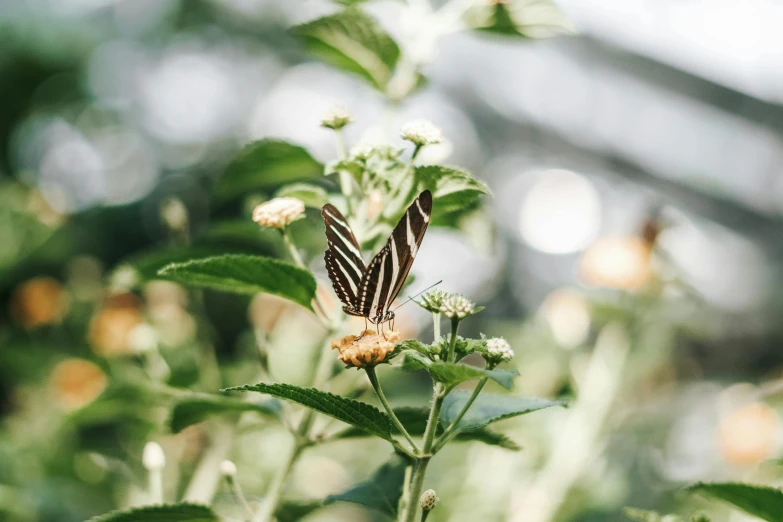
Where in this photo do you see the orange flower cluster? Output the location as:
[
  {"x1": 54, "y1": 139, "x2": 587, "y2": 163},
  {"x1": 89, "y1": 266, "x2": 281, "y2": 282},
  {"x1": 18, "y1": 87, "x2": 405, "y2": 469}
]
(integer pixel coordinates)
[{"x1": 331, "y1": 330, "x2": 400, "y2": 368}]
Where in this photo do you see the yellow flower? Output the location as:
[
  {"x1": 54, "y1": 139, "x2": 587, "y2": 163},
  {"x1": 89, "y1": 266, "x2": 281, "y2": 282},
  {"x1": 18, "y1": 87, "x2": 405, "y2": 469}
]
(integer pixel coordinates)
[
  {"x1": 331, "y1": 330, "x2": 401, "y2": 368},
  {"x1": 88, "y1": 293, "x2": 144, "y2": 356},
  {"x1": 252, "y1": 197, "x2": 305, "y2": 229}
]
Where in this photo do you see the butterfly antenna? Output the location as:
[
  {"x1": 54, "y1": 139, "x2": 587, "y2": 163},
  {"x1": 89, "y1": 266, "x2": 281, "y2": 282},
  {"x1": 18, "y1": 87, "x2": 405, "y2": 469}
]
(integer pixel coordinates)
[{"x1": 392, "y1": 280, "x2": 443, "y2": 312}]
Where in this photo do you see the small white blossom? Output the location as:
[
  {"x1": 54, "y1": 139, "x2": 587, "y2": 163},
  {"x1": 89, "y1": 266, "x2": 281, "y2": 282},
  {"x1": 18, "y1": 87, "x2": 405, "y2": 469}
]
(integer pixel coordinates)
[
  {"x1": 160, "y1": 197, "x2": 188, "y2": 231},
  {"x1": 415, "y1": 289, "x2": 448, "y2": 313},
  {"x1": 252, "y1": 197, "x2": 305, "y2": 229},
  {"x1": 142, "y1": 442, "x2": 166, "y2": 471},
  {"x1": 129, "y1": 323, "x2": 158, "y2": 354},
  {"x1": 220, "y1": 460, "x2": 237, "y2": 477},
  {"x1": 420, "y1": 489, "x2": 439, "y2": 511},
  {"x1": 320, "y1": 106, "x2": 354, "y2": 130},
  {"x1": 439, "y1": 294, "x2": 475, "y2": 320},
  {"x1": 485, "y1": 337, "x2": 514, "y2": 363},
  {"x1": 400, "y1": 119, "x2": 443, "y2": 146}
]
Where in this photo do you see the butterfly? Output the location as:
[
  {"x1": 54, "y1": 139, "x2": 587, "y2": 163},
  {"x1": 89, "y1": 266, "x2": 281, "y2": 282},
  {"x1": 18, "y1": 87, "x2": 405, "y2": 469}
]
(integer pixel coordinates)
[{"x1": 322, "y1": 190, "x2": 432, "y2": 332}]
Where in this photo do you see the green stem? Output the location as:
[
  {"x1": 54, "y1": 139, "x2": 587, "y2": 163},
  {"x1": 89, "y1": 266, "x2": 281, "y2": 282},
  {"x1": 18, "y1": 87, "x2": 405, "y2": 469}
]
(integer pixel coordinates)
[
  {"x1": 365, "y1": 367, "x2": 419, "y2": 452},
  {"x1": 253, "y1": 441, "x2": 305, "y2": 522},
  {"x1": 446, "y1": 319, "x2": 459, "y2": 363},
  {"x1": 432, "y1": 377, "x2": 488, "y2": 452},
  {"x1": 281, "y1": 228, "x2": 306, "y2": 269},
  {"x1": 432, "y1": 312, "x2": 440, "y2": 341},
  {"x1": 403, "y1": 457, "x2": 431, "y2": 522},
  {"x1": 227, "y1": 475, "x2": 254, "y2": 522}
]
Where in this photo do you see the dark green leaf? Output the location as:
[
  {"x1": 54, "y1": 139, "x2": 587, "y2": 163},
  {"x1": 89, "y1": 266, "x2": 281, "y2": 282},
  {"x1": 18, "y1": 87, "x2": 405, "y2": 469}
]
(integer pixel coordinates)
[
  {"x1": 169, "y1": 393, "x2": 280, "y2": 433},
  {"x1": 158, "y1": 255, "x2": 316, "y2": 310},
  {"x1": 324, "y1": 457, "x2": 407, "y2": 517},
  {"x1": 685, "y1": 482, "x2": 783, "y2": 521},
  {"x1": 87, "y1": 504, "x2": 218, "y2": 522},
  {"x1": 215, "y1": 139, "x2": 323, "y2": 202},
  {"x1": 225, "y1": 382, "x2": 392, "y2": 440},
  {"x1": 276, "y1": 501, "x2": 322, "y2": 522},
  {"x1": 441, "y1": 391, "x2": 566, "y2": 433},
  {"x1": 292, "y1": 8, "x2": 400, "y2": 91},
  {"x1": 336, "y1": 407, "x2": 520, "y2": 450},
  {"x1": 275, "y1": 183, "x2": 330, "y2": 208},
  {"x1": 400, "y1": 350, "x2": 433, "y2": 372}
]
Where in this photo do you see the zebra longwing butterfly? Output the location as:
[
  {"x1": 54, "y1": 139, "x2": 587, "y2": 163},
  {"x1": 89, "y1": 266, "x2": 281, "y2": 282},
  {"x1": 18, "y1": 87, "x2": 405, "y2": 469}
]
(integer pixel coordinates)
[{"x1": 322, "y1": 190, "x2": 432, "y2": 327}]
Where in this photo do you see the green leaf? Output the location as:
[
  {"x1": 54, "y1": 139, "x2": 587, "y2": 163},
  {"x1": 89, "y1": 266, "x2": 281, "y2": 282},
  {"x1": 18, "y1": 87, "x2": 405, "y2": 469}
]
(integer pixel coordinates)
[
  {"x1": 87, "y1": 504, "x2": 218, "y2": 522},
  {"x1": 623, "y1": 508, "x2": 664, "y2": 522},
  {"x1": 441, "y1": 391, "x2": 566, "y2": 433},
  {"x1": 336, "y1": 407, "x2": 520, "y2": 450},
  {"x1": 157, "y1": 254, "x2": 316, "y2": 310},
  {"x1": 275, "y1": 183, "x2": 330, "y2": 208},
  {"x1": 465, "y1": 0, "x2": 575, "y2": 39},
  {"x1": 225, "y1": 382, "x2": 392, "y2": 440},
  {"x1": 429, "y1": 363, "x2": 518, "y2": 390},
  {"x1": 276, "y1": 501, "x2": 322, "y2": 522},
  {"x1": 169, "y1": 393, "x2": 280, "y2": 433},
  {"x1": 685, "y1": 482, "x2": 783, "y2": 521},
  {"x1": 324, "y1": 457, "x2": 407, "y2": 517},
  {"x1": 400, "y1": 350, "x2": 433, "y2": 372},
  {"x1": 214, "y1": 139, "x2": 323, "y2": 202},
  {"x1": 397, "y1": 339, "x2": 431, "y2": 355},
  {"x1": 385, "y1": 166, "x2": 490, "y2": 222},
  {"x1": 292, "y1": 8, "x2": 400, "y2": 91}
]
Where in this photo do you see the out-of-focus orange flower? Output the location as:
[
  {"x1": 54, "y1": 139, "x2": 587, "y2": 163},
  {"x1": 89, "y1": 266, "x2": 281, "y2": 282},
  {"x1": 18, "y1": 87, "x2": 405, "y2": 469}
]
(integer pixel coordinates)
[
  {"x1": 89, "y1": 293, "x2": 144, "y2": 356},
  {"x1": 11, "y1": 277, "x2": 68, "y2": 327},
  {"x1": 541, "y1": 289, "x2": 590, "y2": 348},
  {"x1": 579, "y1": 236, "x2": 651, "y2": 290},
  {"x1": 366, "y1": 190, "x2": 383, "y2": 221},
  {"x1": 50, "y1": 358, "x2": 107, "y2": 410},
  {"x1": 718, "y1": 402, "x2": 780, "y2": 466},
  {"x1": 332, "y1": 330, "x2": 400, "y2": 368}
]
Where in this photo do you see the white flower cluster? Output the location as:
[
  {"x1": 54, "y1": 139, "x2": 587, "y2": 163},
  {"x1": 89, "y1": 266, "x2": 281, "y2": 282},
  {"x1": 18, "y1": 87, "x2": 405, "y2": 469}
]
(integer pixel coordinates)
[
  {"x1": 400, "y1": 119, "x2": 443, "y2": 146},
  {"x1": 320, "y1": 106, "x2": 354, "y2": 130},
  {"x1": 485, "y1": 337, "x2": 514, "y2": 363},
  {"x1": 252, "y1": 197, "x2": 305, "y2": 229},
  {"x1": 420, "y1": 489, "x2": 439, "y2": 511},
  {"x1": 439, "y1": 293, "x2": 475, "y2": 320}
]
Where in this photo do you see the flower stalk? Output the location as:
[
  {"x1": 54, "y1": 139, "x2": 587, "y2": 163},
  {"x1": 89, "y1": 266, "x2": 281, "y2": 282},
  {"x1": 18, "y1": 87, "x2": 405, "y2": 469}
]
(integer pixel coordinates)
[{"x1": 365, "y1": 366, "x2": 419, "y2": 451}]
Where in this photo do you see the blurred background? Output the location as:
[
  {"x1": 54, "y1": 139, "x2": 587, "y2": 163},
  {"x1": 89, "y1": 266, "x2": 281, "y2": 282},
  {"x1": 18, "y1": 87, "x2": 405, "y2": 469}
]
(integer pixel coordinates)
[{"x1": 1, "y1": 0, "x2": 783, "y2": 521}]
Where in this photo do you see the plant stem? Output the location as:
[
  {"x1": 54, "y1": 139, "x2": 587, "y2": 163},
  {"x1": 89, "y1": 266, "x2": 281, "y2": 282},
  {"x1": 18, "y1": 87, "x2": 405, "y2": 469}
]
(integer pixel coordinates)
[
  {"x1": 253, "y1": 441, "x2": 305, "y2": 522},
  {"x1": 281, "y1": 228, "x2": 306, "y2": 269},
  {"x1": 432, "y1": 377, "x2": 487, "y2": 452},
  {"x1": 432, "y1": 312, "x2": 440, "y2": 341},
  {"x1": 446, "y1": 319, "x2": 459, "y2": 363},
  {"x1": 227, "y1": 475, "x2": 254, "y2": 521},
  {"x1": 403, "y1": 456, "x2": 431, "y2": 522},
  {"x1": 365, "y1": 367, "x2": 419, "y2": 451}
]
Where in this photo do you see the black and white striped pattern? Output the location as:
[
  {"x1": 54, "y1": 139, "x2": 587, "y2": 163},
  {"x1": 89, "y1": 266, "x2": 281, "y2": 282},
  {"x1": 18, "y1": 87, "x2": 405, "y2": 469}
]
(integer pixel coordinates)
[{"x1": 322, "y1": 190, "x2": 432, "y2": 325}]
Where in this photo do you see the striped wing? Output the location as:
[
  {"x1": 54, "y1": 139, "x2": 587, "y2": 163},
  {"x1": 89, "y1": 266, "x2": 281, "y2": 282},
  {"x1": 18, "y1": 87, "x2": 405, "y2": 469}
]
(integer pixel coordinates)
[
  {"x1": 357, "y1": 190, "x2": 432, "y2": 320},
  {"x1": 322, "y1": 204, "x2": 365, "y2": 310}
]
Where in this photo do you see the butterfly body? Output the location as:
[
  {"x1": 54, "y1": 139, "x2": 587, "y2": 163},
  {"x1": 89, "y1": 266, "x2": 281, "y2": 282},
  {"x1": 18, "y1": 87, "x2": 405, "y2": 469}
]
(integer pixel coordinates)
[{"x1": 322, "y1": 190, "x2": 432, "y2": 328}]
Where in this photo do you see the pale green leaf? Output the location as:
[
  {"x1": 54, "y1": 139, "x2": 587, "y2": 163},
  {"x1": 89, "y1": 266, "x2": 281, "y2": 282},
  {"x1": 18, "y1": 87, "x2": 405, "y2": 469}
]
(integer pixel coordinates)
[
  {"x1": 225, "y1": 382, "x2": 392, "y2": 440},
  {"x1": 465, "y1": 0, "x2": 575, "y2": 39},
  {"x1": 292, "y1": 8, "x2": 400, "y2": 91},
  {"x1": 685, "y1": 482, "x2": 783, "y2": 522},
  {"x1": 157, "y1": 255, "x2": 316, "y2": 310},
  {"x1": 275, "y1": 183, "x2": 330, "y2": 208},
  {"x1": 324, "y1": 457, "x2": 407, "y2": 517},
  {"x1": 623, "y1": 508, "x2": 664, "y2": 522},
  {"x1": 441, "y1": 391, "x2": 566, "y2": 433},
  {"x1": 215, "y1": 139, "x2": 323, "y2": 202},
  {"x1": 87, "y1": 504, "x2": 218, "y2": 522},
  {"x1": 429, "y1": 363, "x2": 518, "y2": 390},
  {"x1": 169, "y1": 393, "x2": 280, "y2": 433}
]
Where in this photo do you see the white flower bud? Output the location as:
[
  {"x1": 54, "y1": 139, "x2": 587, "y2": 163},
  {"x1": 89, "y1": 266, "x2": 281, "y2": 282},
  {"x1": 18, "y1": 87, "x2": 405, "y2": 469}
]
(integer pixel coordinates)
[
  {"x1": 400, "y1": 119, "x2": 443, "y2": 146},
  {"x1": 129, "y1": 323, "x2": 158, "y2": 354},
  {"x1": 439, "y1": 294, "x2": 475, "y2": 320},
  {"x1": 486, "y1": 337, "x2": 514, "y2": 363},
  {"x1": 320, "y1": 106, "x2": 354, "y2": 130},
  {"x1": 220, "y1": 460, "x2": 237, "y2": 477},
  {"x1": 252, "y1": 197, "x2": 305, "y2": 229},
  {"x1": 142, "y1": 442, "x2": 166, "y2": 471},
  {"x1": 420, "y1": 489, "x2": 439, "y2": 511},
  {"x1": 160, "y1": 197, "x2": 188, "y2": 232}
]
